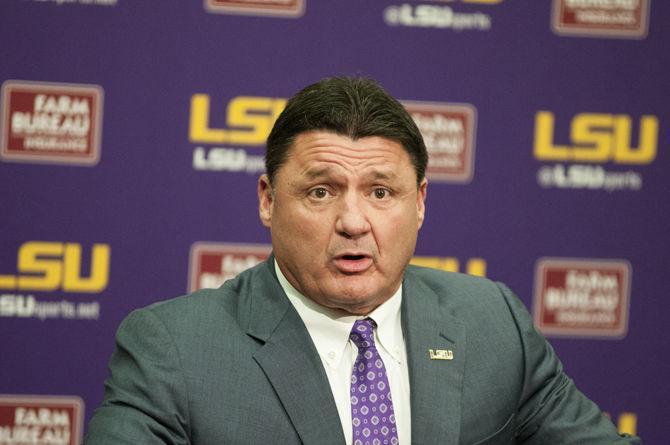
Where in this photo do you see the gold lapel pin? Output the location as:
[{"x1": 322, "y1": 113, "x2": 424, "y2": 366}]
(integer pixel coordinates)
[{"x1": 429, "y1": 349, "x2": 454, "y2": 360}]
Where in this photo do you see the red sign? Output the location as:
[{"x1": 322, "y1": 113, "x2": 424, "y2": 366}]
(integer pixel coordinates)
[
  {"x1": 533, "y1": 258, "x2": 631, "y2": 338},
  {"x1": 1, "y1": 81, "x2": 103, "y2": 166},
  {"x1": 403, "y1": 101, "x2": 476, "y2": 183},
  {"x1": 188, "y1": 242, "x2": 272, "y2": 292},
  {"x1": 205, "y1": 0, "x2": 304, "y2": 17},
  {"x1": 552, "y1": 0, "x2": 650, "y2": 39},
  {"x1": 0, "y1": 395, "x2": 84, "y2": 445}
]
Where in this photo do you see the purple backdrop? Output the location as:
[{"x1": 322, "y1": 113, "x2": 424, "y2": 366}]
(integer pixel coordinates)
[{"x1": 1, "y1": 0, "x2": 668, "y2": 443}]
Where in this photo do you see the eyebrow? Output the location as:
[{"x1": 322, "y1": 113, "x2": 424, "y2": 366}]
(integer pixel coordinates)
[
  {"x1": 369, "y1": 169, "x2": 396, "y2": 181},
  {"x1": 303, "y1": 166, "x2": 397, "y2": 181},
  {"x1": 304, "y1": 166, "x2": 332, "y2": 180}
]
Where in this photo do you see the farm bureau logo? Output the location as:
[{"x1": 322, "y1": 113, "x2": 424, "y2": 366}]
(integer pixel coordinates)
[
  {"x1": 188, "y1": 242, "x2": 272, "y2": 292},
  {"x1": 533, "y1": 111, "x2": 658, "y2": 191},
  {"x1": 1, "y1": 81, "x2": 103, "y2": 166},
  {"x1": 384, "y1": 0, "x2": 503, "y2": 31},
  {"x1": 404, "y1": 101, "x2": 476, "y2": 183},
  {"x1": 533, "y1": 257, "x2": 631, "y2": 338},
  {"x1": 552, "y1": 0, "x2": 650, "y2": 39},
  {"x1": 0, "y1": 241, "x2": 110, "y2": 320},
  {"x1": 0, "y1": 395, "x2": 83, "y2": 445},
  {"x1": 204, "y1": 0, "x2": 305, "y2": 17},
  {"x1": 188, "y1": 94, "x2": 286, "y2": 173}
]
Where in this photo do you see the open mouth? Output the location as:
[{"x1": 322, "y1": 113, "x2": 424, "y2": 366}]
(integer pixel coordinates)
[
  {"x1": 333, "y1": 253, "x2": 372, "y2": 273},
  {"x1": 342, "y1": 254, "x2": 366, "y2": 261}
]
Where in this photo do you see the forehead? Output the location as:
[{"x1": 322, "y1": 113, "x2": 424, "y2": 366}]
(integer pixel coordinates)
[{"x1": 281, "y1": 131, "x2": 414, "y2": 178}]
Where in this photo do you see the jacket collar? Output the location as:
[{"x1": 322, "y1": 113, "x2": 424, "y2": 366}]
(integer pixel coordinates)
[
  {"x1": 246, "y1": 257, "x2": 346, "y2": 445},
  {"x1": 402, "y1": 266, "x2": 466, "y2": 445}
]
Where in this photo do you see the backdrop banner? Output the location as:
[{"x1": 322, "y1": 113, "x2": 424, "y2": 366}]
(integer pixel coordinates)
[{"x1": 1, "y1": 1, "x2": 668, "y2": 443}]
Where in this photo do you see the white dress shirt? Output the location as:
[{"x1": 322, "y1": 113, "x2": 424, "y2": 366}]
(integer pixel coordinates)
[{"x1": 275, "y1": 261, "x2": 411, "y2": 445}]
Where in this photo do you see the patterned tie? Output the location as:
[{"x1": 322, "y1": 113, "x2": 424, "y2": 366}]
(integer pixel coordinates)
[{"x1": 349, "y1": 318, "x2": 399, "y2": 445}]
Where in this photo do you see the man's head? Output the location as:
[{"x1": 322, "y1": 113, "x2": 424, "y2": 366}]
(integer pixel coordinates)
[
  {"x1": 265, "y1": 77, "x2": 428, "y2": 187},
  {"x1": 258, "y1": 77, "x2": 428, "y2": 315}
]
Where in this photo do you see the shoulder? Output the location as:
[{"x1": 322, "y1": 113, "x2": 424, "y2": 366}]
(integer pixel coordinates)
[
  {"x1": 404, "y1": 264, "x2": 499, "y2": 294},
  {"x1": 122, "y1": 259, "x2": 277, "y2": 337},
  {"x1": 405, "y1": 264, "x2": 516, "y2": 310},
  {"x1": 403, "y1": 264, "x2": 532, "y2": 338}
]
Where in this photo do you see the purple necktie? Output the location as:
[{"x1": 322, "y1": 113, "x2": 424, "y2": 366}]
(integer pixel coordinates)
[{"x1": 350, "y1": 318, "x2": 399, "y2": 445}]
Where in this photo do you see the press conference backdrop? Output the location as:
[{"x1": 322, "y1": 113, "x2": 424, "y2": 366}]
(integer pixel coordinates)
[{"x1": 1, "y1": 0, "x2": 668, "y2": 443}]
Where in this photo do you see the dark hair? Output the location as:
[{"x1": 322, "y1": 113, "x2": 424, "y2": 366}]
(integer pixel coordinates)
[{"x1": 265, "y1": 76, "x2": 428, "y2": 186}]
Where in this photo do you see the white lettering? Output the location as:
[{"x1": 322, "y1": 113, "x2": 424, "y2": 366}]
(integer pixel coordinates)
[
  {"x1": 23, "y1": 136, "x2": 88, "y2": 152},
  {"x1": 34, "y1": 95, "x2": 89, "y2": 115},
  {"x1": 12, "y1": 112, "x2": 90, "y2": 137},
  {"x1": 544, "y1": 269, "x2": 621, "y2": 313},
  {"x1": 76, "y1": 301, "x2": 100, "y2": 319},
  {"x1": 0, "y1": 294, "x2": 36, "y2": 317},
  {"x1": 15, "y1": 408, "x2": 70, "y2": 426},
  {"x1": 384, "y1": 4, "x2": 491, "y2": 31},
  {"x1": 0, "y1": 294, "x2": 101, "y2": 320},
  {"x1": 192, "y1": 146, "x2": 265, "y2": 173},
  {"x1": 537, "y1": 164, "x2": 642, "y2": 191},
  {"x1": 565, "y1": 0, "x2": 638, "y2": 10},
  {"x1": 575, "y1": 10, "x2": 636, "y2": 24},
  {"x1": 412, "y1": 113, "x2": 464, "y2": 134}
]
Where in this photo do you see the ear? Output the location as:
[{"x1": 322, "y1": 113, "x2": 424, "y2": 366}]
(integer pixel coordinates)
[
  {"x1": 416, "y1": 178, "x2": 427, "y2": 230},
  {"x1": 258, "y1": 174, "x2": 274, "y2": 228}
]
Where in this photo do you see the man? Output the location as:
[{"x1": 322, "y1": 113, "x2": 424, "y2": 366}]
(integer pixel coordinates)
[{"x1": 86, "y1": 77, "x2": 641, "y2": 444}]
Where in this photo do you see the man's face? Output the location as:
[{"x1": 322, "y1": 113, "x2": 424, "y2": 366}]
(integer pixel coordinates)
[{"x1": 258, "y1": 131, "x2": 427, "y2": 315}]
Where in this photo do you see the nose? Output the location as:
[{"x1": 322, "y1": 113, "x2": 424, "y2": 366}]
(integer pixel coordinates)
[{"x1": 335, "y1": 193, "x2": 371, "y2": 239}]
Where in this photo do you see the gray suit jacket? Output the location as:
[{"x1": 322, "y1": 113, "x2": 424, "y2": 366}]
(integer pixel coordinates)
[{"x1": 85, "y1": 258, "x2": 641, "y2": 444}]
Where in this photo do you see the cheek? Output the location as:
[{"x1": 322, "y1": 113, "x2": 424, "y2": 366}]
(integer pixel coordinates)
[
  {"x1": 374, "y1": 211, "x2": 419, "y2": 251},
  {"x1": 277, "y1": 207, "x2": 332, "y2": 249}
]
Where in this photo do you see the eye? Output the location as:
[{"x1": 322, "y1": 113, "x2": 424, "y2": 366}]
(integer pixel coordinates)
[
  {"x1": 372, "y1": 188, "x2": 390, "y2": 199},
  {"x1": 308, "y1": 187, "x2": 330, "y2": 199}
]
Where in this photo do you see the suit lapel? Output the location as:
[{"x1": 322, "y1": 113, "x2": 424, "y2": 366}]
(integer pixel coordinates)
[
  {"x1": 402, "y1": 270, "x2": 466, "y2": 445},
  {"x1": 247, "y1": 259, "x2": 345, "y2": 445}
]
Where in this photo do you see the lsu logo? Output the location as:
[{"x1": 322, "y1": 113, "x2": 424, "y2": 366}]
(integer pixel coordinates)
[
  {"x1": 204, "y1": 0, "x2": 305, "y2": 18},
  {"x1": 534, "y1": 111, "x2": 658, "y2": 164},
  {"x1": 411, "y1": 256, "x2": 486, "y2": 277},
  {"x1": 189, "y1": 94, "x2": 285, "y2": 172},
  {"x1": 0, "y1": 242, "x2": 110, "y2": 293},
  {"x1": 189, "y1": 95, "x2": 286, "y2": 146}
]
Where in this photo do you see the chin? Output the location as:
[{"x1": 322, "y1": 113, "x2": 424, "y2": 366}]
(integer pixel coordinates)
[{"x1": 331, "y1": 288, "x2": 386, "y2": 310}]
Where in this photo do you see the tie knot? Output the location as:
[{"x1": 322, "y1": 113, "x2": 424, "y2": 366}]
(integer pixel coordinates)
[{"x1": 350, "y1": 318, "x2": 376, "y2": 349}]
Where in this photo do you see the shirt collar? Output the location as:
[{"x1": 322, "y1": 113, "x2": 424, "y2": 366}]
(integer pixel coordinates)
[{"x1": 275, "y1": 260, "x2": 404, "y2": 365}]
